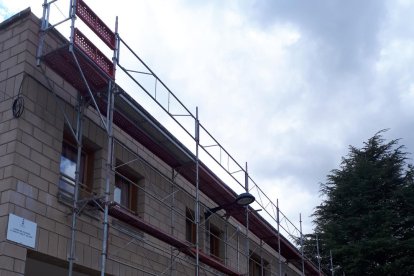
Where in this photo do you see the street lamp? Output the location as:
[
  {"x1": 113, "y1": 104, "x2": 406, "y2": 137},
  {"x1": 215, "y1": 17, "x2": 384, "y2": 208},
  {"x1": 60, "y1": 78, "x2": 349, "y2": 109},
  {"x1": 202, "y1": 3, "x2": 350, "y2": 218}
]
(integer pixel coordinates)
[
  {"x1": 235, "y1": 192, "x2": 255, "y2": 206},
  {"x1": 205, "y1": 192, "x2": 255, "y2": 220}
]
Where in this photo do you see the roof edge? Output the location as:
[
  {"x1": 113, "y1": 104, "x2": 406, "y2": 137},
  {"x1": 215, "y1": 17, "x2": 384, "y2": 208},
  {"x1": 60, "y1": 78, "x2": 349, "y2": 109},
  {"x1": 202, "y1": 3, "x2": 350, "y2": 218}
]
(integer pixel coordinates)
[{"x1": 0, "y1": 7, "x2": 31, "y2": 30}]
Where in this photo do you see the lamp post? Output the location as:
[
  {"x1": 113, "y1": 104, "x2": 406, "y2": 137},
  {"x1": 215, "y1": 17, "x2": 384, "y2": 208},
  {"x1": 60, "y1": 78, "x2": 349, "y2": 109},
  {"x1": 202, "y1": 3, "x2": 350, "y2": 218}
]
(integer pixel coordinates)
[{"x1": 204, "y1": 192, "x2": 254, "y2": 274}]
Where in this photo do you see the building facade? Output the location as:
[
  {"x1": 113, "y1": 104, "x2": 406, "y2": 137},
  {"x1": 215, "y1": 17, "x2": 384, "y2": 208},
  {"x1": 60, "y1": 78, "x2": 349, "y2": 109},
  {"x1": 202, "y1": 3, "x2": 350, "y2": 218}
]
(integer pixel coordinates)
[{"x1": 0, "y1": 4, "x2": 320, "y2": 276}]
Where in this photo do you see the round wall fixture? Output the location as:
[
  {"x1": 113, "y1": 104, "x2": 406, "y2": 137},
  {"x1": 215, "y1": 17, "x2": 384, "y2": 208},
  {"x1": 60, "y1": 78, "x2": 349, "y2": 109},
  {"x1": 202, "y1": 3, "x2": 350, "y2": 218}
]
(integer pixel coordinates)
[{"x1": 12, "y1": 96, "x2": 24, "y2": 118}]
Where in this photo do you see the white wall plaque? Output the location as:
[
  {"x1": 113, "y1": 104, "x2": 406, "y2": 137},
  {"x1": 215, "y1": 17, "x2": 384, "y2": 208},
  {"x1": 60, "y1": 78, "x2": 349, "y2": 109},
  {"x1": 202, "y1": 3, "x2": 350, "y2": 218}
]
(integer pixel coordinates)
[{"x1": 6, "y1": 213, "x2": 37, "y2": 248}]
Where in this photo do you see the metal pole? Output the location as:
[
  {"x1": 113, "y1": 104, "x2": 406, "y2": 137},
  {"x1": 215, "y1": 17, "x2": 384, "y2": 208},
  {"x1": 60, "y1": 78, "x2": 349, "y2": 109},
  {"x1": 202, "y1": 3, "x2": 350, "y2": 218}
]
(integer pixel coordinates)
[
  {"x1": 245, "y1": 206, "x2": 249, "y2": 275},
  {"x1": 195, "y1": 107, "x2": 200, "y2": 276},
  {"x1": 36, "y1": 0, "x2": 49, "y2": 66},
  {"x1": 260, "y1": 239, "x2": 264, "y2": 276},
  {"x1": 300, "y1": 213, "x2": 305, "y2": 276},
  {"x1": 245, "y1": 162, "x2": 250, "y2": 275},
  {"x1": 100, "y1": 80, "x2": 114, "y2": 276},
  {"x1": 113, "y1": 16, "x2": 119, "y2": 72},
  {"x1": 68, "y1": 95, "x2": 84, "y2": 276},
  {"x1": 170, "y1": 169, "x2": 176, "y2": 276},
  {"x1": 277, "y1": 199, "x2": 282, "y2": 276},
  {"x1": 330, "y1": 250, "x2": 334, "y2": 276},
  {"x1": 237, "y1": 226, "x2": 240, "y2": 271},
  {"x1": 225, "y1": 216, "x2": 229, "y2": 266},
  {"x1": 69, "y1": 0, "x2": 77, "y2": 52},
  {"x1": 100, "y1": 15, "x2": 118, "y2": 276},
  {"x1": 316, "y1": 234, "x2": 321, "y2": 276},
  {"x1": 40, "y1": 0, "x2": 48, "y2": 28}
]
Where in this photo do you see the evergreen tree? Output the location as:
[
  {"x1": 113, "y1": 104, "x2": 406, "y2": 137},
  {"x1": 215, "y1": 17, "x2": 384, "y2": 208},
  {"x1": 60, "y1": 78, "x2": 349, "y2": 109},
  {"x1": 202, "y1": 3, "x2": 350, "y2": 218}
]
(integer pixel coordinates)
[{"x1": 309, "y1": 131, "x2": 414, "y2": 275}]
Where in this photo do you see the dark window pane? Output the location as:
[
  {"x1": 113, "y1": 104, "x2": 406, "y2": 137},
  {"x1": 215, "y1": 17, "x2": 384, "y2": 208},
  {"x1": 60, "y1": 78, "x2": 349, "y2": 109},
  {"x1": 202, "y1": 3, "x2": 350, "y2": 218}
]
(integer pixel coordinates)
[
  {"x1": 186, "y1": 208, "x2": 196, "y2": 244},
  {"x1": 210, "y1": 226, "x2": 221, "y2": 259}
]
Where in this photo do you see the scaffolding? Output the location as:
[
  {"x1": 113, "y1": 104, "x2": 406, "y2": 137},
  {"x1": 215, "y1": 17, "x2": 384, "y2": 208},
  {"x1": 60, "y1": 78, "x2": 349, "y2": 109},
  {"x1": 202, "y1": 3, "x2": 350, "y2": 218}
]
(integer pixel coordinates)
[{"x1": 34, "y1": 0, "x2": 321, "y2": 275}]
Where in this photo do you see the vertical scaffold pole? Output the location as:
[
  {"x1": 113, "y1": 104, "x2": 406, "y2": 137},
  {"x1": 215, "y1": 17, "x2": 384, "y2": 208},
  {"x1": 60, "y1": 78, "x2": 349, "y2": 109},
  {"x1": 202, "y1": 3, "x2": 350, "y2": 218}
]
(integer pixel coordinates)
[
  {"x1": 300, "y1": 213, "x2": 305, "y2": 276},
  {"x1": 225, "y1": 216, "x2": 229, "y2": 266},
  {"x1": 68, "y1": 95, "x2": 84, "y2": 276},
  {"x1": 316, "y1": 233, "x2": 322, "y2": 276},
  {"x1": 195, "y1": 107, "x2": 200, "y2": 276},
  {"x1": 170, "y1": 169, "x2": 176, "y2": 275},
  {"x1": 260, "y1": 239, "x2": 264, "y2": 276},
  {"x1": 236, "y1": 226, "x2": 240, "y2": 271},
  {"x1": 101, "y1": 80, "x2": 114, "y2": 276},
  {"x1": 245, "y1": 162, "x2": 250, "y2": 275},
  {"x1": 69, "y1": 0, "x2": 77, "y2": 52},
  {"x1": 101, "y1": 14, "x2": 118, "y2": 276},
  {"x1": 36, "y1": 0, "x2": 49, "y2": 66},
  {"x1": 113, "y1": 17, "x2": 119, "y2": 72},
  {"x1": 277, "y1": 199, "x2": 282, "y2": 276}
]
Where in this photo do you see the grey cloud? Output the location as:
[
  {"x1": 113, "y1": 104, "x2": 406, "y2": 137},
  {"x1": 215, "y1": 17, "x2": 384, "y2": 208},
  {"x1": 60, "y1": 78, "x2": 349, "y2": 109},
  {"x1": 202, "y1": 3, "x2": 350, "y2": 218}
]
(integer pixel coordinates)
[{"x1": 249, "y1": 0, "x2": 387, "y2": 75}]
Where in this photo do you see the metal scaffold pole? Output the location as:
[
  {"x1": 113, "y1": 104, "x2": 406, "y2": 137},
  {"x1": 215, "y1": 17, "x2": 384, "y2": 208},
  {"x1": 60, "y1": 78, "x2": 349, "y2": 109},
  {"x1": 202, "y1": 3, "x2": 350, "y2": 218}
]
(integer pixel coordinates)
[
  {"x1": 300, "y1": 213, "x2": 305, "y2": 276},
  {"x1": 68, "y1": 94, "x2": 84, "y2": 276},
  {"x1": 100, "y1": 80, "x2": 115, "y2": 276},
  {"x1": 237, "y1": 226, "x2": 240, "y2": 271},
  {"x1": 260, "y1": 239, "x2": 264, "y2": 276},
  {"x1": 316, "y1": 234, "x2": 321, "y2": 276},
  {"x1": 277, "y1": 199, "x2": 282, "y2": 276},
  {"x1": 195, "y1": 107, "x2": 200, "y2": 276},
  {"x1": 170, "y1": 169, "x2": 176, "y2": 276},
  {"x1": 101, "y1": 15, "x2": 118, "y2": 276},
  {"x1": 245, "y1": 162, "x2": 250, "y2": 275},
  {"x1": 69, "y1": 0, "x2": 77, "y2": 52},
  {"x1": 316, "y1": 234, "x2": 322, "y2": 276},
  {"x1": 36, "y1": 0, "x2": 48, "y2": 66},
  {"x1": 224, "y1": 216, "x2": 229, "y2": 265}
]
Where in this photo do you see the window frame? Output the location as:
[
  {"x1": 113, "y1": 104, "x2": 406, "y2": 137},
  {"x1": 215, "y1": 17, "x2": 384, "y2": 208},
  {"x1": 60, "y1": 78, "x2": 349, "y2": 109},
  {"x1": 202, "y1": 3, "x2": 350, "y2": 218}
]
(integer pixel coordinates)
[
  {"x1": 249, "y1": 252, "x2": 268, "y2": 276},
  {"x1": 185, "y1": 208, "x2": 197, "y2": 244},
  {"x1": 113, "y1": 162, "x2": 141, "y2": 214},
  {"x1": 209, "y1": 224, "x2": 223, "y2": 261},
  {"x1": 59, "y1": 139, "x2": 93, "y2": 198},
  {"x1": 114, "y1": 173, "x2": 138, "y2": 213}
]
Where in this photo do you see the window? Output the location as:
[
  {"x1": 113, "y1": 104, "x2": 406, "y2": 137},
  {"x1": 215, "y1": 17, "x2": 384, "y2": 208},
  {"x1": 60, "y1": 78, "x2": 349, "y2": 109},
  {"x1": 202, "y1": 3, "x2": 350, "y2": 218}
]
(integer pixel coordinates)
[
  {"x1": 209, "y1": 224, "x2": 222, "y2": 260},
  {"x1": 59, "y1": 141, "x2": 89, "y2": 197},
  {"x1": 113, "y1": 161, "x2": 141, "y2": 213},
  {"x1": 249, "y1": 253, "x2": 268, "y2": 276},
  {"x1": 114, "y1": 174, "x2": 138, "y2": 213},
  {"x1": 185, "y1": 208, "x2": 196, "y2": 244},
  {"x1": 114, "y1": 176, "x2": 129, "y2": 207}
]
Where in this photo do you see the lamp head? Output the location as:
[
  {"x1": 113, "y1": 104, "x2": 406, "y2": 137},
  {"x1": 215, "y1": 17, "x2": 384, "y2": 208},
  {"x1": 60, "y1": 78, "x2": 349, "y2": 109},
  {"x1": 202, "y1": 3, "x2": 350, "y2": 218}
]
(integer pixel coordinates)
[
  {"x1": 205, "y1": 192, "x2": 255, "y2": 220},
  {"x1": 235, "y1": 192, "x2": 255, "y2": 206}
]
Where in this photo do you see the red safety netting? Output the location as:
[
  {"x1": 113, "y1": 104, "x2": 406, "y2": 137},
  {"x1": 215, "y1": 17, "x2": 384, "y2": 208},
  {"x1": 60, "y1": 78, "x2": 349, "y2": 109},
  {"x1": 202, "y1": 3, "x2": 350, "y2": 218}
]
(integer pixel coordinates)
[
  {"x1": 74, "y1": 28, "x2": 114, "y2": 79},
  {"x1": 76, "y1": 0, "x2": 116, "y2": 50}
]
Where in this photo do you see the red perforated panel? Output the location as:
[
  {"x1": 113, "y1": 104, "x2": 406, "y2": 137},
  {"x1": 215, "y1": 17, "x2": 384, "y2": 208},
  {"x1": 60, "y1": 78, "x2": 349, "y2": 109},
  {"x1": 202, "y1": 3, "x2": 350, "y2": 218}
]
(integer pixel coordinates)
[
  {"x1": 76, "y1": 0, "x2": 116, "y2": 50},
  {"x1": 74, "y1": 28, "x2": 114, "y2": 79}
]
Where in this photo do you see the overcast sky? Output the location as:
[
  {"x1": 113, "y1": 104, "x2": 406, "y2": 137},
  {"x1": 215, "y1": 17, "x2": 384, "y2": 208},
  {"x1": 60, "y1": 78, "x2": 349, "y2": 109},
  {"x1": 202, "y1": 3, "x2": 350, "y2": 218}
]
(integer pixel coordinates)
[{"x1": 2, "y1": 0, "x2": 414, "y2": 235}]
